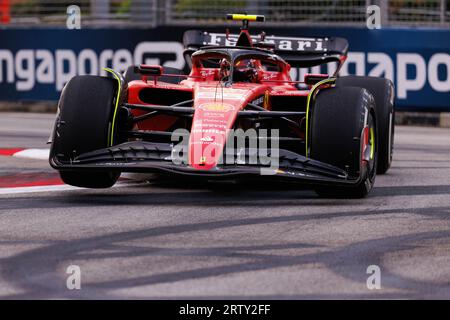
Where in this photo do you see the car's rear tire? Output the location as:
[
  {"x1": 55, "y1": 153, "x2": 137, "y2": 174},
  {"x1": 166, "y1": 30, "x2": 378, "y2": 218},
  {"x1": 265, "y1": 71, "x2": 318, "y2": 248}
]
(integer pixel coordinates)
[
  {"x1": 310, "y1": 87, "x2": 378, "y2": 198},
  {"x1": 50, "y1": 75, "x2": 120, "y2": 188},
  {"x1": 337, "y1": 76, "x2": 394, "y2": 174}
]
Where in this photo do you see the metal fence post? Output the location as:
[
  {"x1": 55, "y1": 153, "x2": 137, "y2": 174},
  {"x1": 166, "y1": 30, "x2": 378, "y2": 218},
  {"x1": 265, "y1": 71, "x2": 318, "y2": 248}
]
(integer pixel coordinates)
[
  {"x1": 375, "y1": 0, "x2": 389, "y2": 26},
  {"x1": 91, "y1": 0, "x2": 110, "y2": 21},
  {"x1": 131, "y1": 0, "x2": 157, "y2": 27},
  {"x1": 440, "y1": 0, "x2": 446, "y2": 25},
  {"x1": 163, "y1": 0, "x2": 171, "y2": 26},
  {"x1": 246, "y1": 0, "x2": 269, "y2": 15}
]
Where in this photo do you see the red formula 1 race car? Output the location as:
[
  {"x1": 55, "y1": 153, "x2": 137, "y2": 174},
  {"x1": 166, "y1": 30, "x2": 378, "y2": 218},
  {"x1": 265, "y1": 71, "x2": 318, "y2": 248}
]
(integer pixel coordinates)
[{"x1": 49, "y1": 14, "x2": 395, "y2": 198}]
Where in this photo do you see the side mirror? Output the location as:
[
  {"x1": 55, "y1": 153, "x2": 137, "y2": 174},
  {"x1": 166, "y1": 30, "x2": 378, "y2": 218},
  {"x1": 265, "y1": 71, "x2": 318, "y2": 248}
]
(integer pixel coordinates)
[
  {"x1": 134, "y1": 65, "x2": 163, "y2": 77},
  {"x1": 304, "y1": 73, "x2": 329, "y2": 85}
]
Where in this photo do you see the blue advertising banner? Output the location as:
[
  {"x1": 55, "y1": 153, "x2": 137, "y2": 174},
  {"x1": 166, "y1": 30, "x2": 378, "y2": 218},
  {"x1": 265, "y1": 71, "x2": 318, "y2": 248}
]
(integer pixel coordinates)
[{"x1": 0, "y1": 26, "x2": 449, "y2": 110}]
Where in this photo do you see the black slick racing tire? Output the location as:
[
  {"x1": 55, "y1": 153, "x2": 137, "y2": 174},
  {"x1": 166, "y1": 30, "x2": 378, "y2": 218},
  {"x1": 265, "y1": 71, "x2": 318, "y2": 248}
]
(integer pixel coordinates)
[
  {"x1": 337, "y1": 76, "x2": 394, "y2": 174},
  {"x1": 50, "y1": 75, "x2": 120, "y2": 188},
  {"x1": 310, "y1": 86, "x2": 378, "y2": 198}
]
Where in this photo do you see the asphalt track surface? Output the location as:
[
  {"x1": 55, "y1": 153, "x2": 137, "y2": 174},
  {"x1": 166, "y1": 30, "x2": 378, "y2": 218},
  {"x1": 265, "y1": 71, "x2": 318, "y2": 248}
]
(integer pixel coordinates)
[{"x1": 0, "y1": 112, "x2": 449, "y2": 299}]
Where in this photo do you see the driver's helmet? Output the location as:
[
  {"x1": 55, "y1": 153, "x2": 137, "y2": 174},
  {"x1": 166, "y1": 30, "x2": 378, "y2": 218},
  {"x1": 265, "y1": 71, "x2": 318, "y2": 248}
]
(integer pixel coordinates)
[{"x1": 233, "y1": 59, "x2": 258, "y2": 83}]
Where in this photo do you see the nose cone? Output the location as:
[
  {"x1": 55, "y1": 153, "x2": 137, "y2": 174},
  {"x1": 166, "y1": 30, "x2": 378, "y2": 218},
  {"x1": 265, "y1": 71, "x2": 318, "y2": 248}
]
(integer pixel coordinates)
[
  {"x1": 189, "y1": 101, "x2": 238, "y2": 170},
  {"x1": 188, "y1": 83, "x2": 262, "y2": 170}
]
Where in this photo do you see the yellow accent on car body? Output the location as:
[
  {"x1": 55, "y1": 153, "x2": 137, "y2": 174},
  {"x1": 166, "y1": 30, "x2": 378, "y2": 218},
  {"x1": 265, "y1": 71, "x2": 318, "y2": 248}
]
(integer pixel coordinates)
[
  {"x1": 103, "y1": 68, "x2": 122, "y2": 147},
  {"x1": 305, "y1": 78, "x2": 336, "y2": 157}
]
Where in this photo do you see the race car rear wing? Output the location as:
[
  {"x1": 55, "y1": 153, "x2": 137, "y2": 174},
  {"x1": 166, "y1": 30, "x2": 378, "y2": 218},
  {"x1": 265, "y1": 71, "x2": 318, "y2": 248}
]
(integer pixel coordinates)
[{"x1": 183, "y1": 30, "x2": 349, "y2": 69}]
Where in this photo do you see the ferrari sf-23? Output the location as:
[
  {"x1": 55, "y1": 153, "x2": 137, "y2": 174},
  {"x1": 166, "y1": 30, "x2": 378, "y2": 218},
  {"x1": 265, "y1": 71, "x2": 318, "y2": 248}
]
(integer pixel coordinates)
[{"x1": 49, "y1": 14, "x2": 395, "y2": 198}]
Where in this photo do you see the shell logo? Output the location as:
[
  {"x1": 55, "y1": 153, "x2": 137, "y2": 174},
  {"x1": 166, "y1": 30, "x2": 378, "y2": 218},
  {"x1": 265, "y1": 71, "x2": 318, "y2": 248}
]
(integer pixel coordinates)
[{"x1": 198, "y1": 103, "x2": 235, "y2": 112}]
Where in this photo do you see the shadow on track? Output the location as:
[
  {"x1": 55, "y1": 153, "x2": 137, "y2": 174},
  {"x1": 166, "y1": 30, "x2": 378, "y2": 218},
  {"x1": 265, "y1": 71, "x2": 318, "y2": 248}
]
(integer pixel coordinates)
[{"x1": 1, "y1": 204, "x2": 450, "y2": 299}]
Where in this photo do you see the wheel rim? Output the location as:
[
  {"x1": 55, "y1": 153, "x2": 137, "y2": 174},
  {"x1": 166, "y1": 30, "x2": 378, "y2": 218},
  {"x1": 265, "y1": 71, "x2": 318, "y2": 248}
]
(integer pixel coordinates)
[
  {"x1": 388, "y1": 111, "x2": 394, "y2": 164},
  {"x1": 362, "y1": 112, "x2": 377, "y2": 179}
]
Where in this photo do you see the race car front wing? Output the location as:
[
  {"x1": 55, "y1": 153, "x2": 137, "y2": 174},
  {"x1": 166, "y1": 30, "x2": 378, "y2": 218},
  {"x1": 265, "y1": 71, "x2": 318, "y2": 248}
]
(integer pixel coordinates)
[{"x1": 50, "y1": 140, "x2": 361, "y2": 186}]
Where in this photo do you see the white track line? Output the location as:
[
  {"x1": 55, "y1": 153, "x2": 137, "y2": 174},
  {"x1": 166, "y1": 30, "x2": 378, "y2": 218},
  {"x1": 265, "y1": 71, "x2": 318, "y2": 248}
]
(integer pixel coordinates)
[
  {"x1": 12, "y1": 148, "x2": 50, "y2": 160},
  {"x1": 0, "y1": 184, "x2": 81, "y2": 195},
  {"x1": 6, "y1": 150, "x2": 155, "y2": 180},
  {"x1": 0, "y1": 148, "x2": 153, "y2": 194},
  {"x1": 0, "y1": 181, "x2": 148, "y2": 195}
]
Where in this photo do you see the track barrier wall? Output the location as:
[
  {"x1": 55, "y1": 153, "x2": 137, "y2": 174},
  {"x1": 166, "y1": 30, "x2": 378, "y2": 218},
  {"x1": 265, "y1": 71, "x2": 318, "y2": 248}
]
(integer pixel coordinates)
[{"x1": 0, "y1": 26, "x2": 449, "y2": 111}]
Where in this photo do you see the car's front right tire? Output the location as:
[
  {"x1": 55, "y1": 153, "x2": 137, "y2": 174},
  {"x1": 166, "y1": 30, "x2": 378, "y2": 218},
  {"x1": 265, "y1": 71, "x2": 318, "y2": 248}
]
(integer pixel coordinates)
[
  {"x1": 337, "y1": 76, "x2": 394, "y2": 174},
  {"x1": 50, "y1": 75, "x2": 120, "y2": 188}
]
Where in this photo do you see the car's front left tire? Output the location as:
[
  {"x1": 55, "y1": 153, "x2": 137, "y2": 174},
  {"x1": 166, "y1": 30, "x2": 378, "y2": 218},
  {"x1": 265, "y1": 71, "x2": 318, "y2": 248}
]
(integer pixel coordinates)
[{"x1": 310, "y1": 86, "x2": 378, "y2": 198}]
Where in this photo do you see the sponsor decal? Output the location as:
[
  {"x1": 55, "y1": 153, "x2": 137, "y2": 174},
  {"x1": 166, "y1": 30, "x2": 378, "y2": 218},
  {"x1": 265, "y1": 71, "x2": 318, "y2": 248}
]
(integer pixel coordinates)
[
  {"x1": 203, "y1": 33, "x2": 326, "y2": 52},
  {"x1": 203, "y1": 112, "x2": 225, "y2": 118},
  {"x1": 198, "y1": 102, "x2": 235, "y2": 112},
  {"x1": 0, "y1": 28, "x2": 448, "y2": 109},
  {"x1": 251, "y1": 95, "x2": 264, "y2": 106},
  {"x1": 194, "y1": 123, "x2": 227, "y2": 129},
  {"x1": 196, "y1": 89, "x2": 249, "y2": 100},
  {"x1": 200, "y1": 69, "x2": 216, "y2": 77},
  {"x1": 200, "y1": 135, "x2": 214, "y2": 142},
  {"x1": 250, "y1": 92, "x2": 270, "y2": 109},
  {"x1": 262, "y1": 72, "x2": 278, "y2": 81},
  {"x1": 290, "y1": 52, "x2": 450, "y2": 100},
  {"x1": 192, "y1": 129, "x2": 224, "y2": 135},
  {"x1": 0, "y1": 42, "x2": 184, "y2": 92}
]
